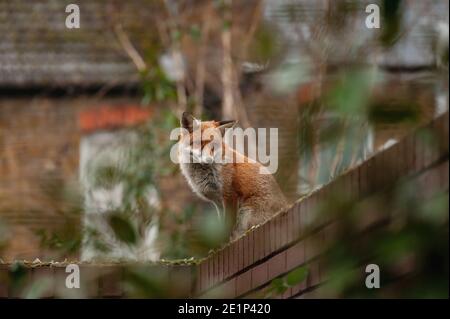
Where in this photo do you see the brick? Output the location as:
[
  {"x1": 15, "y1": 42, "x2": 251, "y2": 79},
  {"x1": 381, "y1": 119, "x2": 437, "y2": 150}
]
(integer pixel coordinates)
[
  {"x1": 442, "y1": 112, "x2": 449, "y2": 154},
  {"x1": 81, "y1": 265, "x2": 101, "y2": 298},
  {"x1": 226, "y1": 245, "x2": 232, "y2": 279},
  {"x1": 370, "y1": 156, "x2": 380, "y2": 193},
  {"x1": 54, "y1": 265, "x2": 85, "y2": 298},
  {"x1": 223, "y1": 246, "x2": 230, "y2": 280},
  {"x1": 322, "y1": 221, "x2": 339, "y2": 252},
  {"x1": 264, "y1": 222, "x2": 271, "y2": 257},
  {"x1": 168, "y1": 266, "x2": 194, "y2": 298},
  {"x1": 307, "y1": 261, "x2": 321, "y2": 288},
  {"x1": 309, "y1": 194, "x2": 319, "y2": 228},
  {"x1": 9, "y1": 265, "x2": 32, "y2": 298},
  {"x1": 248, "y1": 231, "x2": 255, "y2": 266},
  {"x1": 290, "y1": 276, "x2": 307, "y2": 297},
  {"x1": 298, "y1": 286, "x2": 320, "y2": 299},
  {"x1": 280, "y1": 212, "x2": 289, "y2": 248},
  {"x1": 274, "y1": 217, "x2": 281, "y2": 250},
  {"x1": 267, "y1": 251, "x2": 286, "y2": 279},
  {"x1": 208, "y1": 257, "x2": 214, "y2": 289},
  {"x1": 367, "y1": 157, "x2": 377, "y2": 194},
  {"x1": 269, "y1": 219, "x2": 277, "y2": 253},
  {"x1": 0, "y1": 265, "x2": 9, "y2": 298},
  {"x1": 244, "y1": 288, "x2": 266, "y2": 299},
  {"x1": 251, "y1": 262, "x2": 268, "y2": 289},
  {"x1": 286, "y1": 206, "x2": 295, "y2": 243},
  {"x1": 293, "y1": 202, "x2": 301, "y2": 239},
  {"x1": 243, "y1": 234, "x2": 250, "y2": 269},
  {"x1": 427, "y1": 131, "x2": 440, "y2": 167},
  {"x1": 349, "y1": 168, "x2": 359, "y2": 201},
  {"x1": 194, "y1": 265, "x2": 201, "y2": 294},
  {"x1": 196, "y1": 261, "x2": 202, "y2": 293},
  {"x1": 359, "y1": 162, "x2": 368, "y2": 197},
  {"x1": 212, "y1": 254, "x2": 219, "y2": 285},
  {"x1": 300, "y1": 198, "x2": 310, "y2": 231},
  {"x1": 221, "y1": 278, "x2": 237, "y2": 298},
  {"x1": 231, "y1": 241, "x2": 238, "y2": 276},
  {"x1": 99, "y1": 267, "x2": 123, "y2": 298},
  {"x1": 405, "y1": 134, "x2": 416, "y2": 176},
  {"x1": 206, "y1": 257, "x2": 213, "y2": 290},
  {"x1": 440, "y1": 161, "x2": 449, "y2": 189},
  {"x1": 343, "y1": 172, "x2": 353, "y2": 201},
  {"x1": 397, "y1": 137, "x2": 412, "y2": 179},
  {"x1": 393, "y1": 141, "x2": 402, "y2": 182},
  {"x1": 254, "y1": 227, "x2": 263, "y2": 261},
  {"x1": 397, "y1": 136, "x2": 407, "y2": 178},
  {"x1": 376, "y1": 149, "x2": 385, "y2": 190},
  {"x1": 382, "y1": 145, "x2": 394, "y2": 186},
  {"x1": 235, "y1": 270, "x2": 252, "y2": 297},
  {"x1": 201, "y1": 260, "x2": 209, "y2": 291},
  {"x1": 218, "y1": 250, "x2": 224, "y2": 282},
  {"x1": 295, "y1": 202, "x2": 303, "y2": 236},
  {"x1": 286, "y1": 241, "x2": 305, "y2": 270},
  {"x1": 208, "y1": 278, "x2": 236, "y2": 299},
  {"x1": 238, "y1": 235, "x2": 244, "y2": 271},
  {"x1": 419, "y1": 165, "x2": 442, "y2": 199},
  {"x1": 32, "y1": 266, "x2": 55, "y2": 298},
  {"x1": 282, "y1": 287, "x2": 292, "y2": 299},
  {"x1": 415, "y1": 132, "x2": 424, "y2": 172},
  {"x1": 305, "y1": 230, "x2": 322, "y2": 262},
  {"x1": 316, "y1": 189, "x2": 329, "y2": 226}
]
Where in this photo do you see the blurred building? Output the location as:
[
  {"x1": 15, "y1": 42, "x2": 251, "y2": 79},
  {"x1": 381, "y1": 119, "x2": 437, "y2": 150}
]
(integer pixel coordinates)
[{"x1": 0, "y1": 0, "x2": 157, "y2": 260}]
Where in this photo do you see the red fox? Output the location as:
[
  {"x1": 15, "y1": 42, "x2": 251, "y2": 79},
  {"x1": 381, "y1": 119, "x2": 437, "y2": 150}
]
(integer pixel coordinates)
[{"x1": 178, "y1": 112, "x2": 288, "y2": 239}]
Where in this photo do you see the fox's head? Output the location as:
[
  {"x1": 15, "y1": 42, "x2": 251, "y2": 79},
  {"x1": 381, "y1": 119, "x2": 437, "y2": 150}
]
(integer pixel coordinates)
[{"x1": 179, "y1": 112, "x2": 236, "y2": 164}]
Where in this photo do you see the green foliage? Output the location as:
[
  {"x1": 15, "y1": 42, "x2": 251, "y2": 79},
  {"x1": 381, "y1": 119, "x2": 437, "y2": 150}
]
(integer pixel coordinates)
[
  {"x1": 380, "y1": 0, "x2": 403, "y2": 46},
  {"x1": 326, "y1": 69, "x2": 377, "y2": 117},
  {"x1": 196, "y1": 211, "x2": 229, "y2": 247},
  {"x1": 108, "y1": 213, "x2": 138, "y2": 245},
  {"x1": 9, "y1": 262, "x2": 28, "y2": 296},
  {"x1": 368, "y1": 100, "x2": 421, "y2": 125},
  {"x1": 249, "y1": 24, "x2": 281, "y2": 64},
  {"x1": 286, "y1": 266, "x2": 309, "y2": 287},
  {"x1": 140, "y1": 43, "x2": 177, "y2": 105},
  {"x1": 36, "y1": 228, "x2": 81, "y2": 255},
  {"x1": 316, "y1": 177, "x2": 449, "y2": 298},
  {"x1": 265, "y1": 265, "x2": 309, "y2": 298},
  {"x1": 124, "y1": 267, "x2": 168, "y2": 298}
]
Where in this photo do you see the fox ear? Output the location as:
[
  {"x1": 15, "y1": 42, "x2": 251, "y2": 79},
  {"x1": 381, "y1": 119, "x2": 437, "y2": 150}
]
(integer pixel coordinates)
[
  {"x1": 217, "y1": 120, "x2": 237, "y2": 135},
  {"x1": 181, "y1": 112, "x2": 197, "y2": 132}
]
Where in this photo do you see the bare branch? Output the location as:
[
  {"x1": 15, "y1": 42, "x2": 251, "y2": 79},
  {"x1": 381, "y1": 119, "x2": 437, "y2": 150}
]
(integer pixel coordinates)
[{"x1": 114, "y1": 24, "x2": 147, "y2": 73}]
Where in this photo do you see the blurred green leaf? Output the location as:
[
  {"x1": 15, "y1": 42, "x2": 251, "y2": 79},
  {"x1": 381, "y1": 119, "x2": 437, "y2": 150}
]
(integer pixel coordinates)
[
  {"x1": 189, "y1": 24, "x2": 201, "y2": 40},
  {"x1": 269, "y1": 277, "x2": 287, "y2": 295},
  {"x1": 24, "y1": 277, "x2": 53, "y2": 299},
  {"x1": 327, "y1": 69, "x2": 376, "y2": 116},
  {"x1": 108, "y1": 214, "x2": 137, "y2": 245},
  {"x1": 197, "y1": 211, "x2": 229, "y2": 248},
  {"x1": 380, "y1": 0, "x2": 403, "y2": 46},
  {"x1": 286, "y1": 266, "x2": 309, "y2": 287},
  {"x1": 368, "y1": 100, "x2": 420, "y2": 124}
]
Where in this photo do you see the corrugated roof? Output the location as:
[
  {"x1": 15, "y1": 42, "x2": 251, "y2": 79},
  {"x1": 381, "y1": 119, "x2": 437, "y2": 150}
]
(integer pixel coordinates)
[{"x1": 0, "y1": 0, "x2": 162, "y2": 87}]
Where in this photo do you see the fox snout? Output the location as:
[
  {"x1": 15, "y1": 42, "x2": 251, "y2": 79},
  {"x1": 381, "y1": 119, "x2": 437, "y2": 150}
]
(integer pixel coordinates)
[
  {"x1": 178, "y1": 112, "x2": 235, "y2": 165},
  {"x1": 182, "y1": 145, "x2": 215, "y2": 164}
]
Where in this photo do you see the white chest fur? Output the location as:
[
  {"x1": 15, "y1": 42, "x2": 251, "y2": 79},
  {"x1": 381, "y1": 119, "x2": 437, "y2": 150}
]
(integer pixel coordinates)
[{"x1": 180, "y1": 162, "x2": 223, "y2": 204}]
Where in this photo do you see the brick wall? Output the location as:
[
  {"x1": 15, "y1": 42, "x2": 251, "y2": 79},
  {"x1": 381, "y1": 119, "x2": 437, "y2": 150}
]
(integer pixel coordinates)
[
  {"x1": 0, "y1": 111, "x2": 447, "y2": 298},
  {"x1": 194, "y1": 111, "x2": 449, "y2": 299},
  {"x1": 0, "y1": 97, "x2": 158, "y2": 260}
]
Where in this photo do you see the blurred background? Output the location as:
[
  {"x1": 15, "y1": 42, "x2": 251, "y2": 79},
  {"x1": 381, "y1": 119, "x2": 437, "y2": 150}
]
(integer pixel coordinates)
[{"x1": 0, "y1": 0, "x2": 448, "y2": 298}]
